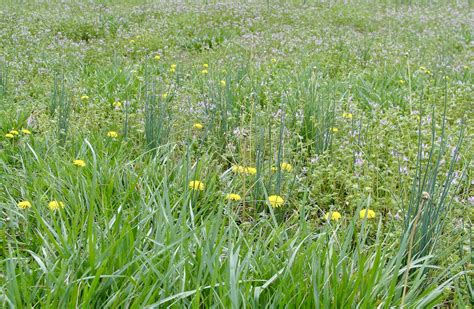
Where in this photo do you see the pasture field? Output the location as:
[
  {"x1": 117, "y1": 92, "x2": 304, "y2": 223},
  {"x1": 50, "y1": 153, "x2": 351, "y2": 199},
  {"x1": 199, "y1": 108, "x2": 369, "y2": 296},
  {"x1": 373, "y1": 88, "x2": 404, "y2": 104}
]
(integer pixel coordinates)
[{"x1": 0, "y1": 0, "x2": 473, "y2": 307}]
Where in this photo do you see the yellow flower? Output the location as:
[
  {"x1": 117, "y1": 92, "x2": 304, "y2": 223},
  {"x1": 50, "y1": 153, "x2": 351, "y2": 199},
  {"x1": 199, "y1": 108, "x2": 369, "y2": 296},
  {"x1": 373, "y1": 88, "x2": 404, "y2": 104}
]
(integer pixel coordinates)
[
  {"x1": 162, "y1": 93, "x2": 168, "y2": 99},
  {"x1": 271, "y1": 58, "x2": 277, "y2": 63},
  {"x1": 359, "y1": 209, "x2": 376, "y2": 219},
  {"x1": 225, "y1": 193, "x2": 241, "y2": 201},
  {"x1": 48, "y1": 200, "x2": 65, "y2": 211},
  {"x1": 281, "y1": 162, "x2": 293, "y2": 172},
  {"x1": 331, "y1": 127, "x2": 339, "y2": 133},
  {"x1": 419, "y1": 66, "x2": 431, "y2": 75},
  {"x1": 232, "y1": 165, "x2": 246, "y2": 173},
  {"x1": 73, "y1": 159, "x2": 86, "y2": 167},
  {"x1": 9, "y1": 130, "x2": 19, "y2": 135},
  {"x1": 17, "y1": 200, "x2": 32, "y2": 209},
  {"x1": 154, "y1": 55, "x2": 161, "y2": 60},
  {"x1": 189, "y1": 180, "x2": 205, "y2": 191},
  {"x1": 398, "y1": 79, "x2": 405, "y2": 85},
  {"x1": 81, "y1": 95, "x2": 89, "y2": 100},
  {"x1": 245, "y1": 167, "x2": 257, "y2": 175},
  {"x1": 113, "y1": 101, "x2": 122, "y2": 108},
  {"x1": 232, "y1": 165, "x2": 256, "y2": 175},
  {"x1": 21, "y1": 128, "x2": 31, "y2": 134},
  {"x1": 169, "y1": 64, "x2": 177, "y2": 73},
  {"x1": 201, "y1": 69, "x2": 208, "y2": 75},
  {"x1": 342, "y1": 112, "x2": 353, "y2": 119},
  {"x1": 220, "y1": 80, "x2": 226, "y2": 87},
  {"x1": 203, "y1": 63, "x2": 209, "y2": 68},
  {"x1": 324, "y1": 211, "x2": 342, "y2": 221},
  {"x1": 193, "y1": 123, "x2": 204, "y2": 130},
  {"x1": 107, "y1": 131, "x2": 118, "y2": 138},
  {"x1": 271, "y1": 166, "x2": 277, "y2": 172},
  {"x1": 5, "y1": 133, "x2": 14, "y2": 139},
  {"x1": 268, "y1": 195, "x2": 284, "y2": 208}
]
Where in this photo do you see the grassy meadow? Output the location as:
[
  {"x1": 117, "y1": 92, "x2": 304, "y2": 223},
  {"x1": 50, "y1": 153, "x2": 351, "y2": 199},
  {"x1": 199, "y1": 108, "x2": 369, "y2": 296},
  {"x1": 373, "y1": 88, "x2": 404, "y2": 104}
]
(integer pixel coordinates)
[{"x1": 1, "y1": 0, "x2": 473, "y2": 307}]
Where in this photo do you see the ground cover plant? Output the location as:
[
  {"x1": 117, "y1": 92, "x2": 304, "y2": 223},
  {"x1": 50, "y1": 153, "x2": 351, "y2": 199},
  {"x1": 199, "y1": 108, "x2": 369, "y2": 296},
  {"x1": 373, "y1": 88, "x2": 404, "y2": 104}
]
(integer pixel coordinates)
[{"x1": 0, "y1": 0, "x2": 473, "y2": 307}]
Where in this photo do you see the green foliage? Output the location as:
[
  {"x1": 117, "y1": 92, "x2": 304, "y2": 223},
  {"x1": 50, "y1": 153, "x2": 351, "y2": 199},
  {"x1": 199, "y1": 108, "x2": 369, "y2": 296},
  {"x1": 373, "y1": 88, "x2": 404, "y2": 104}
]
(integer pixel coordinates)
[
  {"x1": 49, "y1": 75, "x2": 71, "y2": 146},
  {"x1": 143, "y1": 69, "x2": 171, "y2": 150},
  {"x1": 0, "y1": 0, "x2": 472, "y2": 307},
  {"x1": 297, "y1": 71, "x2": 336, "y2": 154},
  {"x1": 403, "y1": 87, "x2": 466, "y2": 260},
  {"x1": 0, "y1": 61, "x2": 7, "y2": 98}
]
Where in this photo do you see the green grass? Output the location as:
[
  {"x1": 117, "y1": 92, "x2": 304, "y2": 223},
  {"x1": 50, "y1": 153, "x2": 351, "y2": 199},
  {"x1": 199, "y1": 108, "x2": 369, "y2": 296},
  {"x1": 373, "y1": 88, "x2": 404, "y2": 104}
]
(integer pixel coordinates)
[{"x1": 1, "y1": 0, "x2": 473, "y2": 307}]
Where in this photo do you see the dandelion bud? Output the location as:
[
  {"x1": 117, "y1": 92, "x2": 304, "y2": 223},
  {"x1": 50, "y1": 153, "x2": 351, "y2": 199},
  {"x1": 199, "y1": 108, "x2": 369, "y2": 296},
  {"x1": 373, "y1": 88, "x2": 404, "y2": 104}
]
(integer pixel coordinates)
[{"x1": 422, "y1": 191, "x2": 430, "y2": 200}]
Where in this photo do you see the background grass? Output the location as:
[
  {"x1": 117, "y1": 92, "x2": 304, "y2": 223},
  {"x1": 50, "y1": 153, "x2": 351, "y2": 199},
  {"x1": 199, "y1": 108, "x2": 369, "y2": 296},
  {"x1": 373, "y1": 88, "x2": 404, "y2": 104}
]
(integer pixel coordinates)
[{"x1": 0, "y1": 0, "x2": 473, "y2": 307}]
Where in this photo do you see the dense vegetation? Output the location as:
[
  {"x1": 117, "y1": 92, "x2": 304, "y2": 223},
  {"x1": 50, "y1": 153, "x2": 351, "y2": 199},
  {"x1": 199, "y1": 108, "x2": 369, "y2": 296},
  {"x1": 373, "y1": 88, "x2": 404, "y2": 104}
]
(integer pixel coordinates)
[{"x1": 1, "y1": 0, "x2": 472, "y2": 307}]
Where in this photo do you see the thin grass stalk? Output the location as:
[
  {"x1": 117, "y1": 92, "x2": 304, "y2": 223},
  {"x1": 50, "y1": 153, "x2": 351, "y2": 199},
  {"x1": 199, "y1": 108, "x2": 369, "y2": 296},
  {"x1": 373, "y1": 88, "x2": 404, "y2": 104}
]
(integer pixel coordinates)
[
  {"x1": 143, "y1": 69, "x2": 171, "y2": 151},
  {"x1": 49, "y1": 75, "x2": 60, "y2": 117},
  {"x1": 56, "y1": 76, "x2": 70, "y2": 147},
  {"x1": 401, "y1": 191, "x2": 428, "y2": 306},
  {"x1": 403, "y1": 78, "x2": 466, "y2": 268},
  {"x1": 275, "y1": 104, "x2": 285, "y2": 195},
  {"x1": 0, "y1": 60, "x2": 8, "y2": 97}
]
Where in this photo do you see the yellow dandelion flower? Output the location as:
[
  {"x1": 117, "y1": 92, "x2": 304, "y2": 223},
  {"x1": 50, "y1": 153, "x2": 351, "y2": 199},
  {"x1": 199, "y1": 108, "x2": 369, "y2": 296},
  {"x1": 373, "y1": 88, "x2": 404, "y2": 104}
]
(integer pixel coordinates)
[
  {"x1": 17, "y1": 200, "x2": 32, "y2": 209},
  {"x1": 331, "y1": 127, "x2": 339, "y2": 133},
  {"x1": 281, "y1": 162, "x2": 293, "y2": 172},
  {"x1": 271, "y1": 166, "x2": 277, "y2": 172},
  {"x1": 324, "y1": 211, "x2": 342, "y2": 221},
  {"x1": 48, "y1": 200, "x2": 65, "y2": 211},
  {"x1": 5, "y1": 133, "x2": 14, "y2": 139},
  {"x1": 244, "y1": 167, "x2": 257, "y2": 175},
  {"x1": 81, "y1": 95, "x2": 89, "y2": 100},
  {"x1": 342, "y1": 112, "x2": 353, "y2": 119},
  {"x1": 193, "y1": 123, "x2": 204, "y2": 130},
  {"x1": 359, "y1": 209, "x2": 376, "y2": 219},
  {"x1": 220, "y1": 80, "x2": 226, "y2": 87},
  {"x1": 107, "y1": 131, "x2": 118, "y2": 138},
  {"x1": 21, "y1": 128, "x2": 31, "y2": 134},
  {"x1": 162, "y1": 93, "x2": 168, "y2": 99},
  {"x1": 201, "y1": 69, "x2": 208, "y2": 75},
  {"x1": 73, "y1": 159, "x2": 86, "y2": 167},
  {"x1": 203, "y1": 63, "x2": 209, "y2": 68},
  {"x1": 10, "y1": 130, "x2": 19, "y2": 135},
  {"x1": 113, "y1": 101, "x2": 122, "y2": 108},
  {"x1": 189, "y1": 180, "x2": 205, "y2": 191},
  {"x1": 169, "y1": 64, "x2": 177, "y2": 73},
  {"x1": 225, "y1": 193, "x2": 241, "y2": 201},
  {"x1": 232, "y1": 165, "x2": 246, "y2": 173},
  {"x1": 232, "y1": 165, "x2": 256, "y2": 175},
  {"x1": 398, "y1": 79, "x2": 405, "y2": 85},
  {"x1": 268, "y1": 195, "x2": 284, "y2": 208},
  {"x1": 154, "y1": 55, "x2": 161, "y2": 60}
]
